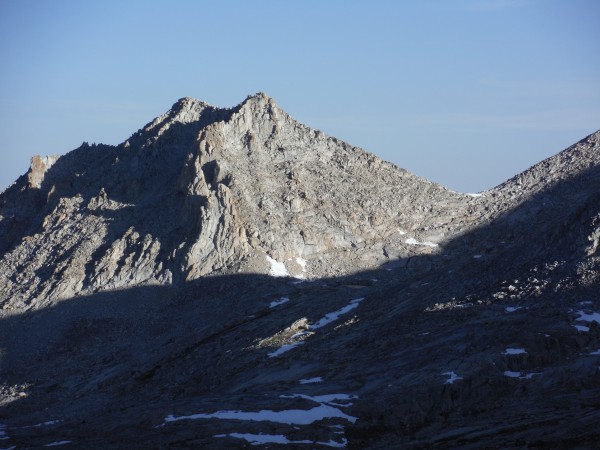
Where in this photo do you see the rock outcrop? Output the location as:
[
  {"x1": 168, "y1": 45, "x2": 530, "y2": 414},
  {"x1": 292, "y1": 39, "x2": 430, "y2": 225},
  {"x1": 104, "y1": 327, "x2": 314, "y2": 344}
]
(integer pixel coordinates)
[
  {"x1": 0, "y1": 93, "x2": 483, "y2": 311},
  {"x1": 1, "y1": 94, "x2": 599, "y2": 449}
]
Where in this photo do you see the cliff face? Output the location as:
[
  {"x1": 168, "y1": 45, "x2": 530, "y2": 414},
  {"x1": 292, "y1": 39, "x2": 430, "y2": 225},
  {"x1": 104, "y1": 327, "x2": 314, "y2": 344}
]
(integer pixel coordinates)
[
  {"x1": 1, "y1": 95, "x2": 600, "y2": 449},
  {"x1": 0, "y1": 93, "x2": 483, "y2": 310}
]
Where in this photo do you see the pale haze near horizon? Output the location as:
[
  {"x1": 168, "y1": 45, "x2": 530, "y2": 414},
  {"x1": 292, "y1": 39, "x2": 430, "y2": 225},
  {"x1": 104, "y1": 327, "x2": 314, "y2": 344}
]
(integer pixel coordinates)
[{"x1": 0, "y1": 0, "x2": 598, "y2": 193}]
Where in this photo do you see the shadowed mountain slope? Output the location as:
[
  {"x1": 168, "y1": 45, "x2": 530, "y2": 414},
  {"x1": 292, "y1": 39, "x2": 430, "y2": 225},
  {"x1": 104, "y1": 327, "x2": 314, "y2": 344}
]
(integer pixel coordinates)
[{"x1": 0, "y1": 95, "x2": 599, "y2": 448}]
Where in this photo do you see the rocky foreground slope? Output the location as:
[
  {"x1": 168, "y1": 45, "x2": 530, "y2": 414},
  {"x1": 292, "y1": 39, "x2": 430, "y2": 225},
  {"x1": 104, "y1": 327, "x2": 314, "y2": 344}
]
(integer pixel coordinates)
[{"x1": 0, "y1": 94, "x2": 599, "y2": 448}]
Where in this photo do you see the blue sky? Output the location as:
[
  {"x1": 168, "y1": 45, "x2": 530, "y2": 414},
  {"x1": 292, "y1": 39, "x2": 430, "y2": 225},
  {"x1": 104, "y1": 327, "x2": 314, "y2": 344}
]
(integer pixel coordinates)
[{"x1": 1, "y1": 0, "x2": 599, "y2": 192}]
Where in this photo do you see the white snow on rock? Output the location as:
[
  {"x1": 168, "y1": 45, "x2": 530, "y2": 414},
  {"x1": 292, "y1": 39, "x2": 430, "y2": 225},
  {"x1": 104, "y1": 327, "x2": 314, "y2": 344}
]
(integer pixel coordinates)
[
  {"x1": 310, "y1": 298, "x2": 364, "y2": 330},
  {"x1": 467, "y1": 193, "x2": 484, "y2": 197},
  {"x1": 269, "y1": 297, "x2": 289, "y2": 308},
  {"x1": 217, "y1": 433, "x2": 311, "y2": 445},
  {"x1": 216, "y1": 433, "x2": 347, "y2": 448},
  {"x1": 289, "y1": 257, "x2": 308, "y2": 280},
  {"x1": 575, "y1": 324, "x2": 590, "y2": 332},
  {"x1": 504, "y1": 371, "x2": 521, "y2": 378},
  {"x1": 590, "y1": 349, "x2": 600, "y2": 355},
  {"x1": 442, "y1": 371, "x2": 463, "y2": 384},
  {"x1": 313, "y1": 438, "x2": 348, "y2": 448},
  {"x1": 268, "y1": 341, "x2": 305, "y2": 357},
  {"x1": 267, "y1": 298, "x2": 364, "y2": 358},
  {"x1": 21, "y1": 420, "x2": 62, "y2": 429},
  {"x1": 44, "y1": 442, "x2": 72, "y2": 447},
  {"x1": 503, "y1": 371, "x2": 540, "y2": 379},
  {"x1": 575, "y1": 310, "x2": 600, "y2": 325},
  {"x1": 505, "y1": 306, "x2": 524, "y2": 313},
  {"x1": 281, "y1": 393, "x2": 355, "y2": 407},
  {"x1": 502, "y1": 348, "x2": 527, "y2": 355},
  {"x1": 405, "y1": 238, "x2": 438, "y2": 248},
  {"x1": 164, "y1": 403, "x2": 357, "y2": 425},
  {"x1": 299, "y1": 377, "x2": 323, "y2": 384},
  {"x1": 171, "y1": 392, "x2": 358, "y2": 448},
  {"x1": 296, "y1": 257, "x2": 307, "y2": 271},
  {"x1": 266, "y1": 255, "x2": 289, "y2": 277},
  {"x1": 522, "y1": 373, "x2": 539, "y2": 379}
]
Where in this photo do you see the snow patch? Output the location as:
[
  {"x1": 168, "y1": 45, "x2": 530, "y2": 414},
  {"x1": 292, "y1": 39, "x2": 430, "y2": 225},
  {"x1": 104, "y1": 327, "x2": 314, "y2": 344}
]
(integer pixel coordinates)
[
  {"x1": 575, "y1": 324, "x2": 590, "y2": 332},
  {"x1": 442, "y1": 371, "x2": 463, "y2": 384},
  {"x1": 269, "y1": 297, "x2": 289, "y2": 308},
  {"x1": 524, "y1": 372, "x2": 541, "y2": 379},
  {"x1": 299, "y1": 377, "x2": 323, "y2": 384},
  {"x1": 405, "y1": 238, "x2": 438, "y2": 248},
  {"x1": 291, "y1": 257, "x2": 308, "y2": 280},
  {"x1": 310, "y1": 298, "x2": 364, "y2": 330},
  {"x1": 268, "y1": 341, "x2": 305, "y2": 357},
  {"x1": 504, "y1": 371, "x2": 540, "y2": 379},
  {"x1": 503, "y1": 347, "x2": 526, "y2": 355},
  {"x1": 590, "y1": 349, "x2": 600, "y2": 355},
  {"x1": 165, "y1": 403, "x2": 357, "y2": 425},
  {"x1": 44, "y1": 442, "x2": 72, "y2": 447},
  {"x1": 217, "y1": 433, "x2": 347, "y2": 448},
  {"x1": 575, "y1": 310, "x2": 600, "y2": 325},
  {"x1": 296, "y1": 257, "x2": 307, "y2": 271},
  {"x1": 503, "y1": 371, "x2": 521, "y2": 378},
  {"x1": 22, "y1": 420, "x2": 62, "y2": 429},
  {"x1": 280, "y1": 393, "x2": 355, "y2": 407},
  {"x1": 267, "y1": 298, "x2": 364, "y2": 358},
  {"x1": 266, "y1": 255, "x2": 289, "y2": 277},
  {"x1": 169, "y1": 392, "x2": 358, "y2": 448},
  {"x1": 467, "y1": 193, "x2": 484, "y2": 197},
  {"x1": 505, "y1": 306, "x2": 524, "y2": 313},
  {"x1": 220, "y1": 433, "x2": 311, "y2": 445},
  {"x1": 473, "y1": 254, "x2": 482, "y2": 259},
  {"x1": 316, "y1": 439, "x2": 348, "y2": 448}
]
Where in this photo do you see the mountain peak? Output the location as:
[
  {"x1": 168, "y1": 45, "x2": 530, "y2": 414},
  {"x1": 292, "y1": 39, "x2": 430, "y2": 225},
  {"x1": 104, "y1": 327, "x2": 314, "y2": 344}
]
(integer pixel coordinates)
[
  {"x1": 1, "y1": 95, "x2": 600, "y2": 448},
  {"x1": 165, "y1": 96, "x2": 215, "y2": 124},
  {"x1": 2, "y1": 93, "x2": 599, "y2": 297},
  {"x1": 244, "y1": 91, "x2": 273, "y2": 102},
  {"x1": 0, "y1": 92, "x2": 472, "y2": 303},
  {"x1": 238, "y1": 92, "x2": 280, "y2": 111},
  {"x1": 171, "y1": 96, "x2": 211, "y2": 110},
  {"x1": 170, "y1": 92, "x2": 276, "y2": 117}
]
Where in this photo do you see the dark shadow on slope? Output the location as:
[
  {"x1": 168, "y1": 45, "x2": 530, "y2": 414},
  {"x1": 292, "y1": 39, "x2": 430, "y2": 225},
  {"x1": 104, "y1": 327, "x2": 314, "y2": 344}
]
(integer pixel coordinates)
[
  {"x1": 1, "y1": 157, "x2": 600, "y2": 447},
  {"x1": 420, "y1": 159, "x2": 600, "y2": 295}
]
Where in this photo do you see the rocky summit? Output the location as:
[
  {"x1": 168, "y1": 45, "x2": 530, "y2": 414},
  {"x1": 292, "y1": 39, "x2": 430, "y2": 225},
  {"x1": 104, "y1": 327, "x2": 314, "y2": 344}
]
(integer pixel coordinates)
[{"x1": 0, "y1": 93, "x2": 599, "y2": 449}]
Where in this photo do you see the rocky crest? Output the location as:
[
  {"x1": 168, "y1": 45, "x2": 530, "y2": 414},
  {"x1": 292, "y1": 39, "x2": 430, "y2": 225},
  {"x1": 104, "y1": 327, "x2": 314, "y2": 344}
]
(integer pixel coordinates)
[
  {"x1": 0, "y1": 93, "x2": 483, "y2": 311},
  {"x1": 1, "y1": 94, "x2": 599, "y2": 449}
]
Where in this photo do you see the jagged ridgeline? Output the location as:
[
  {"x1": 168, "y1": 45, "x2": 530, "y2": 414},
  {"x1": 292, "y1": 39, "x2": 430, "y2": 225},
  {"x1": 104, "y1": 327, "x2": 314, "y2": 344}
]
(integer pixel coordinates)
[
  {"x1": 1, "y1": 94, "x2": 600, "y2": 448},
  {"x1": 0, "y1": 93, "x2": 485, "y2": 309}
]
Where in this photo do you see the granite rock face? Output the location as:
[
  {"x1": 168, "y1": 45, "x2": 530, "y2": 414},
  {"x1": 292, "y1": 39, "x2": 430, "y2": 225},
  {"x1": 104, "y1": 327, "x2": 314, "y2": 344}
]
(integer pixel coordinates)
[
  {"x1": 0, "y1": 94, "x2": 479, "y2": 310},
  {"x1": 1, "y1": 94, "x2": 600, "y2": 449}
]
